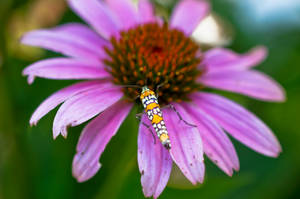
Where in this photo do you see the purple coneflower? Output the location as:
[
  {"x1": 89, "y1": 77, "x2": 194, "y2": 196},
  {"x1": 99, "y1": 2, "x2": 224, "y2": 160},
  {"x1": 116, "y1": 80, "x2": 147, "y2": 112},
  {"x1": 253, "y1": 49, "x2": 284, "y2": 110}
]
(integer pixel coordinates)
[{"x1": 22, "y1": 0, "x2": 285, "y2": 198}]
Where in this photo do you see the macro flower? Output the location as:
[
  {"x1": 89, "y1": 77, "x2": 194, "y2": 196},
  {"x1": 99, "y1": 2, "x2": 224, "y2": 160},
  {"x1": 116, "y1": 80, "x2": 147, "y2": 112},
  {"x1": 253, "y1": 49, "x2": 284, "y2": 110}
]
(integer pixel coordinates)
[{"x1": 21, "y1": 0, "x2": 285, "y2": 198}]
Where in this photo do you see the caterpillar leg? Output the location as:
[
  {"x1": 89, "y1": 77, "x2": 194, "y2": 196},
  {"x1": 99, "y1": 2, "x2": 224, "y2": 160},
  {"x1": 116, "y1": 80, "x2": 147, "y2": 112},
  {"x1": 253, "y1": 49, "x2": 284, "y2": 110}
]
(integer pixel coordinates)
[
  {"x1": 155, "y1": 80, "x2": 169, "y2": 98},
  {"x1": 136, "y1": 113, "x2": 156, "y2": 144},
  {"x1": 164, "y1": 104, "x2": 197, "y2": 128}
]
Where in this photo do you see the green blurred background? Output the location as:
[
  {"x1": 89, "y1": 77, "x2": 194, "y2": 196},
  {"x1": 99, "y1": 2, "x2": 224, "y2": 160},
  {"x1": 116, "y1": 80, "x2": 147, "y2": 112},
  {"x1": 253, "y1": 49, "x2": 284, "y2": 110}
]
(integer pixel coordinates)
[{"x1": 0, "y1": 0, "x2": 300, "y2": 199}]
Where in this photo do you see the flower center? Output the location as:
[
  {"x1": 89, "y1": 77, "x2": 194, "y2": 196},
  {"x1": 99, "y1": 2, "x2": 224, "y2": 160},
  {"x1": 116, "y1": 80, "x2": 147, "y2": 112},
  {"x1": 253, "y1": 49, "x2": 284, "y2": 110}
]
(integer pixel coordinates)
[{"x1": 104, "y1": 23, "x2": 203, "y2": 105}]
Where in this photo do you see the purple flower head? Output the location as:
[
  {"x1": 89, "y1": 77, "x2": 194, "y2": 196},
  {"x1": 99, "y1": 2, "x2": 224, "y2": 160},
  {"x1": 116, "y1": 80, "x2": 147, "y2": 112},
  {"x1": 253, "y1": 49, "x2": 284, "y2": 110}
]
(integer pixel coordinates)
[{"x1": 21, "y1": 0, "x2": 285, "y2": 198}]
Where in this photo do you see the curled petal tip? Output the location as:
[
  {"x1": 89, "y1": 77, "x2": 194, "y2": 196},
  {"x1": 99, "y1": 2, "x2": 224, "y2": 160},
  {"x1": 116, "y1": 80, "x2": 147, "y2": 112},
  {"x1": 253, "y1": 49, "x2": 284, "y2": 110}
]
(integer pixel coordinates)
[
  {"x1": 52, "y1": 128, "x2": 60, "y2": 140},
  {"x1": 19, "y1": 35, "x2": 25, "y2": 44},
  {"x1": 234, "y1": 164, "x2": 240, "y2": 171},
  {"x1": 72, "y1": 153, "x2": 102, "y2": 182},
  {"x1": 22, "y1": 68, "x2": 35, "y2": 84},
  {"x1": 266, "y1": 79, "x2": 286, "y2": 102},
  {"x1": 53, "y1": 133, "x2": 58, "y2": 140},
  {"x1": 276, "y1": 89, "x2": 286, "y2": 102},
  {"x1": 253, "y1": 45, "x2": 268, "y2": 58},
  {"x1": 29, "y1": 120, "x2": 37, "y2": 127},
  {"x1": 29, "y1": 114, "x2": 39, "y2": 126},
  {"x1": 22, "y1": 68, "x2": 28, "y2": 76},
  {"x1": 272, "y1": 152, "x2": 281, "y2": 158},
  {"x1": 267, "y1": 152, "x2": 281, "y2": 158},
  {"x1": 227, "y1": 171, "x2": 233, "y2": 177},
  {"x1": 267, "y1": 86, "x2": 286, "y2": 103},
  {"x1": 53, "y1": 126, "x2": 69, "y2": 139},
  {"x1": 27, "y1": 75, "x2": 35, "y2": 84},
  {"x1": 268, "y1": 145, "x2": 282, "y2": 158},
  {"x1": 61, "y1": 126, "x2": 69, "y2": 139},
  {"x1": 20, "y1": 33, "x2": 30, "y2": 45}
]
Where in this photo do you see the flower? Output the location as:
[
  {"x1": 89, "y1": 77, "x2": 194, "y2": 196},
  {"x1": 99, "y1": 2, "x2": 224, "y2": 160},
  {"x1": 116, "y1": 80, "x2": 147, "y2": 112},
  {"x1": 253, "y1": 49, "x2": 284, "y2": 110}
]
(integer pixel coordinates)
[{"x1": 21, "y1": 0, "x2": 285, "y2": 198}]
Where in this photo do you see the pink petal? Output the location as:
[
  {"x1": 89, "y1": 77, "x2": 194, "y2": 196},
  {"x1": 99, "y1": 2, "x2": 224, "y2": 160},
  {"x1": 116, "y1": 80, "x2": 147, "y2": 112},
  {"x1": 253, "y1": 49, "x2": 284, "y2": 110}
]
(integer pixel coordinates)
[
  {"x1": 202, "y1": 46, "x2": 268, "y2": 73},
  {"x1": 29, "y1": 80, "x2": 108, "y2": 126},
  {"x1": 138, "y1": 115, "x2": 172, "y2": 199},
  {"x1": 55, "y1": 23, "x2": 112, "y2": 55},
  {"x1": 191, "y1": 92, "x2": 282, "y2": 157},
  {"x1": 73, "y1": 100, "x2": 132, "y2": 182},
  {"x1": 21, "y1": 24, "x2": 108, "y2": 60},
  {"x1": 52, "y1": 86, "x2": 123, "y2": 139},
  {"x1": 105, "y1": 0, "x2": 139, "y2": 30},
  {"x1": 170, "y1": 0, "x2": 210, "y2": 35},
  {"x1": 23, "y1": 58, "x2": 110, "y2": 83},
  {"x1": 182, "y1": 102, "x2": 239, "y2": 176},
  {"x1": 68, "y1": 0, "x2": 120, "y2": 40},
  {"x1": 163, "y1": 103, "x2": 205, "y2": 184},
  {"x1": 138, "y1": 0, "x2": 156, "y2": 24},
  {"x1": 199, "y1": 70, "x2": 286, "y2": 102}
]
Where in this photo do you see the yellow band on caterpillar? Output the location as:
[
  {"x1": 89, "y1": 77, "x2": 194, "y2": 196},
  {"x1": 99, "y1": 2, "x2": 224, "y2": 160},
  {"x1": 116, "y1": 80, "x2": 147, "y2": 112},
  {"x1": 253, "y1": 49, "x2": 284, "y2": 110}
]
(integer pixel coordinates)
[
  {"x1": 159, "y1": 133, "x2": 169, "y2": 143},
  {"x1": 152, "y1": 114, "x2": 163, "y2": 124},
  {"x1": 140, "y1": 90, "x2": 155, "y2": 99},
  {"x1": 146, "y1": 102, "x2": 159, "y2": 111}
]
